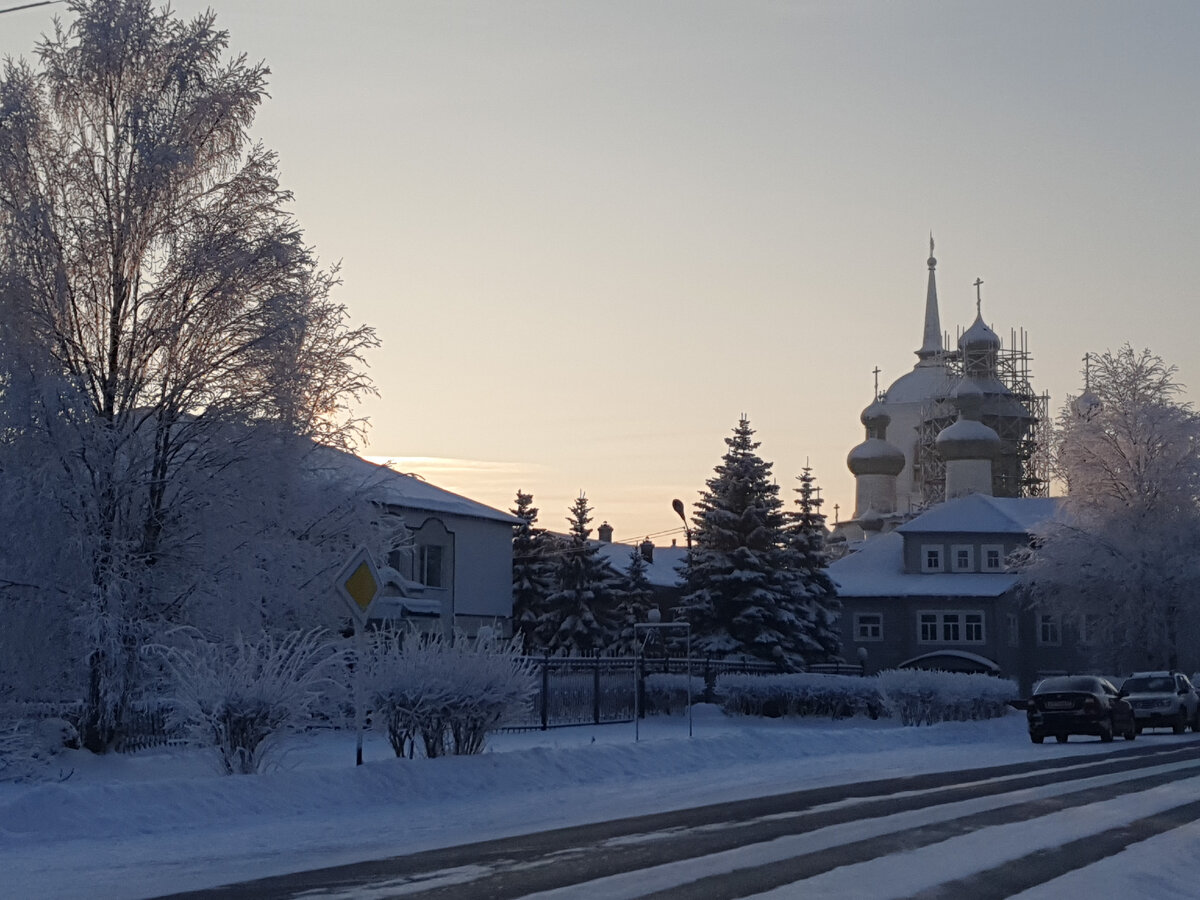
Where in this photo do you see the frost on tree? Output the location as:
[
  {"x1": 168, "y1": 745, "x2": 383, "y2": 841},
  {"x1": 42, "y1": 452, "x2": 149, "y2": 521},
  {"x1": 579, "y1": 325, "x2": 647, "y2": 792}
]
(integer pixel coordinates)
[
  {"x1": 0, "y1": 0, "x2": 378, "y2": 752},
  {"x1": 677, "y1": 416, "x2": 822, "y2": 670},
  {"x1": 610, "y1": 545, "x2": 654, "y2": 656},
  {"x1": 539, "y1": 493, "x2": 620, "y2": 656},
  {"x1": 1017, "y1": 346, "x2": 1200, "y2": 673}
]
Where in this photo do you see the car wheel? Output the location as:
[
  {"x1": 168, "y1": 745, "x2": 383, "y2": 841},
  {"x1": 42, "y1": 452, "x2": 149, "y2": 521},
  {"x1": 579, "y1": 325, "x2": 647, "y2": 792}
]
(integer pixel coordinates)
[
  {"x1": 1124, "y1": 722, "x2": 1137, "y2": 740},
  {"x1": 1030, "y1": 732, "x2": 1044, "y2": 744},
  {"x1": 1056, "y1": 734, "x2": 1069, "y2": 743},
  {"x1": 1192, "y1": 714, "x2": 1200, "y2": 733},
  {"x1": 1173, "y1": 710, "x2": 1187, "y2": 734},
  {"x1": 1100, "y1": 718, "x2": 1115, "y2": 742}
]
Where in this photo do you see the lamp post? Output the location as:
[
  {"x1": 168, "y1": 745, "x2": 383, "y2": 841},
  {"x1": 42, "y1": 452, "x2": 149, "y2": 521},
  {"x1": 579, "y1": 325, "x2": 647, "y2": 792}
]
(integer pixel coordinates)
[{"x1": 671, "y1": 498, "x2": 692, "y2": 550}]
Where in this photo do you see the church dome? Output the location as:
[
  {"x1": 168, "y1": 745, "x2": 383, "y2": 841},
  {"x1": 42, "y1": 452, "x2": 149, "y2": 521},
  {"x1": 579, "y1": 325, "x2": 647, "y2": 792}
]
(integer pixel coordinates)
[
  {"x1": 959, "y1": 312, "x2": 1000, "y2": 353},
  {"x1": 860, "y1": 397, "x2": 891, "y2": 428},
  {"x1": 848, "y1": 438, "x2": 905, "y2": 476},
  {"x1": 936, "y1": 417, "x2": 1001, "y2": 461}
]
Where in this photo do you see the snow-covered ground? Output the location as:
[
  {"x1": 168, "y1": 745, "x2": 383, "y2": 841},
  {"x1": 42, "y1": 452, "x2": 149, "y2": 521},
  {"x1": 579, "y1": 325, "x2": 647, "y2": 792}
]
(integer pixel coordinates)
[{"x1": 1, "y1": 707, "x2": 1195, "y2": 899}]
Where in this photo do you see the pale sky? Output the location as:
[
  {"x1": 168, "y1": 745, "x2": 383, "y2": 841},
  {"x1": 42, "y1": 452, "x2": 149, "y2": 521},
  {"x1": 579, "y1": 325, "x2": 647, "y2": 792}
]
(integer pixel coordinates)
[{"x1": 4, "y1": 1, "x2": 1199, "y2": 545}]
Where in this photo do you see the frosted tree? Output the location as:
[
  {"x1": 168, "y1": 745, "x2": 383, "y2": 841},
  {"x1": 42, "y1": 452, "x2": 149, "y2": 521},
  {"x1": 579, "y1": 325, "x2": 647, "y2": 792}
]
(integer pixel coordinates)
[
  {"x1": 540, "y1": 493, "x2": 619, "y2": 656},
  {"x1": 1017, "y1": 347, "x2": 1200, "y2": 673},
  {"x1": 510, "y1": 490, "x2": 555, "y2": 652},
  {"x1": 609, "y1": 545, "x2": 654, "y2": 656},
  {"x1": 0, "y1": 0, "x2": 377, "y2": 750},
  {"x1": 677, "y1": 416, "x2": 819, "y2": 670},
  {"x1": 787, "y1": 464, "x2": 841, "y2": 662}
]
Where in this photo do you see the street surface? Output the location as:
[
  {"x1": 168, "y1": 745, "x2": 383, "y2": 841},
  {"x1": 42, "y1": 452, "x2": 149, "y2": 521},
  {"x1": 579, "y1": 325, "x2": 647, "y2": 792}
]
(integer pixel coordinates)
[{"x1": 162, "y1": 738, "x2": 1200, "y2": 899}]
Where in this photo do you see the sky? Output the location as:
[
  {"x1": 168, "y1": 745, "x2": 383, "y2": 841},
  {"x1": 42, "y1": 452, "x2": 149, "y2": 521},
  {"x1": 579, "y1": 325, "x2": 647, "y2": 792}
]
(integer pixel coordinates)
[
  {"x1": 2, "y1": 710, "x2": 1199, "y2": 898},
  {"x1": 3, "y1": 1, "x2": 1199, "y2": 544}
]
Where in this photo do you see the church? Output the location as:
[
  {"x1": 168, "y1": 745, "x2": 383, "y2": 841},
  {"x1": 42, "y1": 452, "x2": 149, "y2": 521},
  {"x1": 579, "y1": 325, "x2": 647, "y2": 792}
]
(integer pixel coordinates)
[{"x1": 828, "y1": 241, "x2": 1086, "y2": 692}]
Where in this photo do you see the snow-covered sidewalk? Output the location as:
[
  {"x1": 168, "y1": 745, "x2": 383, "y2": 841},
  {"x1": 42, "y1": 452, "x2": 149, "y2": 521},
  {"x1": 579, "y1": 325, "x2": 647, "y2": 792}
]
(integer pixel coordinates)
[{"x1": 0, "y1": 708, "x2": 1183, "y2": 899}]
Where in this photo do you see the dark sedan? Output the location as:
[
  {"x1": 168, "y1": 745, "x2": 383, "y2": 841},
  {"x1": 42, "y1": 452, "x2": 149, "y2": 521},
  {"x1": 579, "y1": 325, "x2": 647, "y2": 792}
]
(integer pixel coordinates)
[{"x1": 1026, "y1": 675, "x2": 1137, "y2": 744}]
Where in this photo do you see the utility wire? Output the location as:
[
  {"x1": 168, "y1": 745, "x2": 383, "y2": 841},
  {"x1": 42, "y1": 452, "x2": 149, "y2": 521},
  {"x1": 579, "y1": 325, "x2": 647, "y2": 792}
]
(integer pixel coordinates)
[{"x1": 1, "y1": 1, "x2": 65, "y2": 15}]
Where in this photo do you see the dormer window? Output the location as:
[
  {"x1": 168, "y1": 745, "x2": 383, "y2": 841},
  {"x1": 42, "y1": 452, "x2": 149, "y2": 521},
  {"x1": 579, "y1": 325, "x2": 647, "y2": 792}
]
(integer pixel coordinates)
[
  {"x1": 982, "y1": 544, "x2": 1004, "y2": 571},
  {"x1": 951, "y1": 545, "x2": 974, "y2": 572},
  {"x1": 922, "y1": 545, "x2": 943, "y2": 572}
]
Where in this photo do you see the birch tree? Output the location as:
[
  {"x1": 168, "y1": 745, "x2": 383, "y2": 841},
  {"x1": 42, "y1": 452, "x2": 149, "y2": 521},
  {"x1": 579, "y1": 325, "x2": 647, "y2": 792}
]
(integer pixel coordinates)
[{"x1": 0, "y1": 0, "x2": 377, "y2": 750}]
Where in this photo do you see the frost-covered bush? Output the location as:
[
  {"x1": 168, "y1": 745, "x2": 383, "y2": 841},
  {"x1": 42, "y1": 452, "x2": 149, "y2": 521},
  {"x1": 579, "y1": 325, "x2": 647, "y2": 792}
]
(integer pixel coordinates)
[
  {"x1": 877, "y1": 669, "x2": 1017, "y2": 726},
  {"x1": 0, "y1": 717, "x2": 79, "y2": 782},
  {"x1": 158, "y1": 629, "x2": 340, "y2": 774},
  {"x1": 365, "y1": 627, "x2": 537, "y2": 758},
  {"x1": 714, "y1": 673, "x2": 887, "y2": 719},
  {"x1": 643, "y1": 673, "x2": 705, "y2": 715}
]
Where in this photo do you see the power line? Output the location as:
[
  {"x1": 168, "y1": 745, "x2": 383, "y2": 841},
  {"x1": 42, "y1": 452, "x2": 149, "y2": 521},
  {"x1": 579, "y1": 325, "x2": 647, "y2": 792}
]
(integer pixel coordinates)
[{"x1": 1, "y1": 1, "x2": 65, "y2": 15}]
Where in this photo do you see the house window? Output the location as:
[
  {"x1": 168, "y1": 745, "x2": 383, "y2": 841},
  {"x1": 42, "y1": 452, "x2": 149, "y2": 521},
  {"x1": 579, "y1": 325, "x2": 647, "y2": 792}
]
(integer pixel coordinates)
[
  {"x1": 1007, "y1": 613, "x2": 1019, "y2": 647},
  {"x1": 965, "y1": 613, "x2": 984, "y2": 642},
  {"x1": 922, "y1": 545, "x2": 944, "y2": 573},
  {"x1": 418, "y1": 545, "x2": 444, "y2": 588},
  {"x1": 1038, "y1": 614, "x2": 1061, "y2": 646},
  {"x1": 855, "y1": 613, "x2": 883, "y2": 641},
  {"x1": 918, "y1": 610, "x2": 985, "y2": 643},
  {"x1": 982, "y1": 544, "x2": 1004, "y2": 571},
  {"x1": 1078, "y1": 614, "x2": 1102, "y2": 645},
  {"x1": 951, "y1": 545, "x2": 974, "y2": 572}
]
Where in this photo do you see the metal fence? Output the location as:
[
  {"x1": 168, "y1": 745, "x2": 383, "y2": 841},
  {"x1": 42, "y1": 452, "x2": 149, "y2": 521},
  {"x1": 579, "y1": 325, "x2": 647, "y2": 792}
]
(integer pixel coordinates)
[{"x1": 504, "y1": 656, "x2": 864, "y2": 730}]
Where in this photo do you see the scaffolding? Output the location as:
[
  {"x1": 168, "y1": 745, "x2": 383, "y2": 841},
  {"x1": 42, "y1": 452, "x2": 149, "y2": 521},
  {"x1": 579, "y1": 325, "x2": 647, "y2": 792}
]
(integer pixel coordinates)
[{"x1": 914, "y1": 327, "x2": 1050, "y2": 507}]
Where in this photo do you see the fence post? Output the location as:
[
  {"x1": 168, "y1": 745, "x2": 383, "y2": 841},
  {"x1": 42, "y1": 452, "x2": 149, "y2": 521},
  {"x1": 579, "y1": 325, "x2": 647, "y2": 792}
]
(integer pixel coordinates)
[
  {"x1": 593, "y1": 661, "x2": 601, "y2": 725},
  {"x1": 540, "y1": 655, "x2": 550, "y2": 730}
]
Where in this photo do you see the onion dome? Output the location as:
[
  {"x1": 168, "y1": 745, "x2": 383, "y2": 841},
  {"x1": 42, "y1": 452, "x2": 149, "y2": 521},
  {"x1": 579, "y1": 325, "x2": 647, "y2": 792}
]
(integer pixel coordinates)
[
  {"x1": 860, "y1": 398, "x2": 891, "y2": 434},
  {"x1": 958, "y1": 310, "x2": 1000, "y2": 353},
  {"x1": 847, "y1": 437, "x2": 905, "y2": 477},
  {"x1": 858, "y1": 507, "x2": 884, "y2": 532},
  {"x1": 1073, "y1": 390, "x2": 1102, "y2": 419},
  {"x1": 936, "y1": 381, "x2": 1001, "y2": 461}
]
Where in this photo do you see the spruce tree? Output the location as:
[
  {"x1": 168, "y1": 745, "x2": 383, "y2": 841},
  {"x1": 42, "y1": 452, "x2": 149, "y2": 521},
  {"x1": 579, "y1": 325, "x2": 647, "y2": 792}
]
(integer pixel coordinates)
[
  {"x1": 677, "y1": 416, "x2": 819, "y2": 670},
  {"x1": 510, "y1": 490, "x2": 555, "y2": 652},
  {"x1": 541, "y1": 493, "x2": 619, "y2": 656},
  {"x1": 787, "y1": 465, "x2": 842, "y2": 662},
  {"x1": 610, "y1": 546, "x2": 654, "y2": 655}
]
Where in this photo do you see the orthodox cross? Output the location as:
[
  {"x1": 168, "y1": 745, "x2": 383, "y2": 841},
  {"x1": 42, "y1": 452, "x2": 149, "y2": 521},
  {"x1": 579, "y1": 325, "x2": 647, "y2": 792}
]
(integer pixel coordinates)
[
  {"x1": 1083, "y1": 352, "x2": 1092, "y2": 391},
  {"x1": 974, "y1": 277, "x2": 984, "y2": 314},
  {"x1": 833, "y1": 503, "x2": 840, "y2": 524},
  {"x1": 872, "y1": 366, "x2": 881, "y2": 399}
]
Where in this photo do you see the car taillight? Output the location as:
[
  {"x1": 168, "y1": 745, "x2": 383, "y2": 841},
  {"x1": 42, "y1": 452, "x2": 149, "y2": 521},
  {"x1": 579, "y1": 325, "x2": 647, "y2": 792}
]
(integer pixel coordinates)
[{"x1": 1083, "y1": 697, "x2": 1099, "y2": 712}]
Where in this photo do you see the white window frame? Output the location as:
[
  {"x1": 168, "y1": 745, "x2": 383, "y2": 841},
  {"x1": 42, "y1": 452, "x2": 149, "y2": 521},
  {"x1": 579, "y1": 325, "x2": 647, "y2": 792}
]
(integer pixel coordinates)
[
  {"x1": 1007, "y1": 613, "x2": 1020, "y2": 647},
  {"x1": 1038, "y1": 614, "x2": 1061, "y2": 646},
  {"x1": 417, "y1": 544, "x2": 445, "y2": 588},
  {"x1": 854, "y1": 613, "x2": 883, "y2": 642},
  {"x1": 921, "y1": 545, "x2": 944, "y2": 573},
  {"x1": 1078, "y1": 613, "x2": 1101, "y2": 645},
  {"x1": 951, "y1": 544, "x2": 974, "y2": 572},
  {"x1": 982, "y1": 544, "x2": 1005, "y2": 572},
  {"x1": 917, "y1": 610, "x2": 986, "y2": 644}
]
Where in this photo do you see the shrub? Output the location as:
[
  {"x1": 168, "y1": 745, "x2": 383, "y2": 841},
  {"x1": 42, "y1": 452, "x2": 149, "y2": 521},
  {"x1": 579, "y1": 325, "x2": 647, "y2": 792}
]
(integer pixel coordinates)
[
  {"x1": 714, "y1": 673, "x2": 887, "y2": 719},
  {"x1": 365, "y1": 627, "x2": 537, "y2": 758},
  {"x1": 643, "y1": 673, "x2": 704, "y2": 716},
  {"x1": 877, "y1": 669, "x2": 1016, "y2": 726},
  {"x1": 157, "y1": 628, "x2": 340, "y2": 774}
]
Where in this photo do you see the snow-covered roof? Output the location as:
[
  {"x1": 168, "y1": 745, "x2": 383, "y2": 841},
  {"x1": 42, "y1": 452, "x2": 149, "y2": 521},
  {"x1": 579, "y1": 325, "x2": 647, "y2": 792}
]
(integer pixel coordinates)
[
  {"x1": 592, "y1": 541, "x2": 687, "y2": 588},
  {"x1": 309, "y1": 447, "x2": 520, "y2": 525},
  {"x1": 896, "y1": 494, "x2": 1061, "y2": 535},
  {"x1": 828, "y1": 531, "x2": 1021, "y2": 598}
]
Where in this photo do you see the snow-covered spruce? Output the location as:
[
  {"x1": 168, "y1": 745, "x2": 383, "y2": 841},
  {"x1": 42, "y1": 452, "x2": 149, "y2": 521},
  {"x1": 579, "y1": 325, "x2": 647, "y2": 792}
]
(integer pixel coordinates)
[
  {"x1": 364, "y1": 628, "x2": 537, "y2": 759},
  {"x1": 156, "y1": 629, "x2": 342, "y2": 775}
]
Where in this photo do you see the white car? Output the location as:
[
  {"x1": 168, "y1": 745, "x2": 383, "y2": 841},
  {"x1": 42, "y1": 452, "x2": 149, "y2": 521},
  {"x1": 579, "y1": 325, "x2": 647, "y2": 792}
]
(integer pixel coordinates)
[{"x1": 1120, "y1": 671, "x2": 1200, "y2": 734}]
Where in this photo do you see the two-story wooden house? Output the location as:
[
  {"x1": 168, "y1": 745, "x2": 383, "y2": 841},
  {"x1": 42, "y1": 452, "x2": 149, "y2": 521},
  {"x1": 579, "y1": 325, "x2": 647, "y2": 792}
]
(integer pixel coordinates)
[{"x1": 829, "y1": 493, "x2": 1087, "y2": 692}]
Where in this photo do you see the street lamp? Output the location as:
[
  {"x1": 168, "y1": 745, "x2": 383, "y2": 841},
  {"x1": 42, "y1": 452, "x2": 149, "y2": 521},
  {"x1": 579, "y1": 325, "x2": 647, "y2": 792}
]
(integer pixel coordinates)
[{"x1": 671, "y1": 498, "x2": 692, "y2": 550}]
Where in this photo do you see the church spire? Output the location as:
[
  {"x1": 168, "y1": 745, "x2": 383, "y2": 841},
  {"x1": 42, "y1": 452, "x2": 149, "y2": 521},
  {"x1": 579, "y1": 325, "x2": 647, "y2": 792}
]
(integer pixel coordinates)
[{"x1": 916, "y1": 233, "x2": 943, "y2": 361}]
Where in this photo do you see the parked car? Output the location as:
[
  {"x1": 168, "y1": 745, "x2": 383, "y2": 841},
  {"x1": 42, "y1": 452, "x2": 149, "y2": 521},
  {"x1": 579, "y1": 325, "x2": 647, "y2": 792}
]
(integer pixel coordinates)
[
  {"x1": 1119, "y1": 671, "x2": 1200, "y2": 734},
  {"x1": 1026, "y1": 675, "x2": 1136, "y2": 744}
]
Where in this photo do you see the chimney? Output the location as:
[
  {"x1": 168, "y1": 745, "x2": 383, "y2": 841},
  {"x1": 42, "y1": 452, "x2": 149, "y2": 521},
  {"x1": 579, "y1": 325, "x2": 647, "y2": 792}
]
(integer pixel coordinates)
[
  {"x1": 639, "y1": 539, "x2": 654, "y2": 563},
  {"x1": 597, "y1": 521, "x2": 613, "y2": 543}
]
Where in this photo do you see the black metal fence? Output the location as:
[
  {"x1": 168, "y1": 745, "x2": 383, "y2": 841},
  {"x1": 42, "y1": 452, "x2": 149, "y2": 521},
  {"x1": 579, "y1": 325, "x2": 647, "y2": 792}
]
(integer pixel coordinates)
[{"x1": 505, "y1": 656, "x2": 864, "y2": 730}]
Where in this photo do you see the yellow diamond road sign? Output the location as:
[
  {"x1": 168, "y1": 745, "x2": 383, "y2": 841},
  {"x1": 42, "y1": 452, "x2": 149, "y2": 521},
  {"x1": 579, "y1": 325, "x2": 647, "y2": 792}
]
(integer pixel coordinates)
[{"x1": 336, "y1": 548, "x2": 381, "y2": 625}]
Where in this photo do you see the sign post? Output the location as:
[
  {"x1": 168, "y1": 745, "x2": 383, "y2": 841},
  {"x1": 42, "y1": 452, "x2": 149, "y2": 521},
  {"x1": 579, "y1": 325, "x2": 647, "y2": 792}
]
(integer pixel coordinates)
[
  {"x1": 335, "y1": 547, "x2": 382, "y2": 766},
  {"x1": 633, "y1": 619, "x2": 691, "y2": 741}
]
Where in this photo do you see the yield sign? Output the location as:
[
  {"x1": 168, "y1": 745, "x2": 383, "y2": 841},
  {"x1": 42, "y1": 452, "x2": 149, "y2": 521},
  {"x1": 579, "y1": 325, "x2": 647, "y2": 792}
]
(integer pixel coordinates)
[{"x1": 336, "y1": 547, "x2": 381, "y2": 626}]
